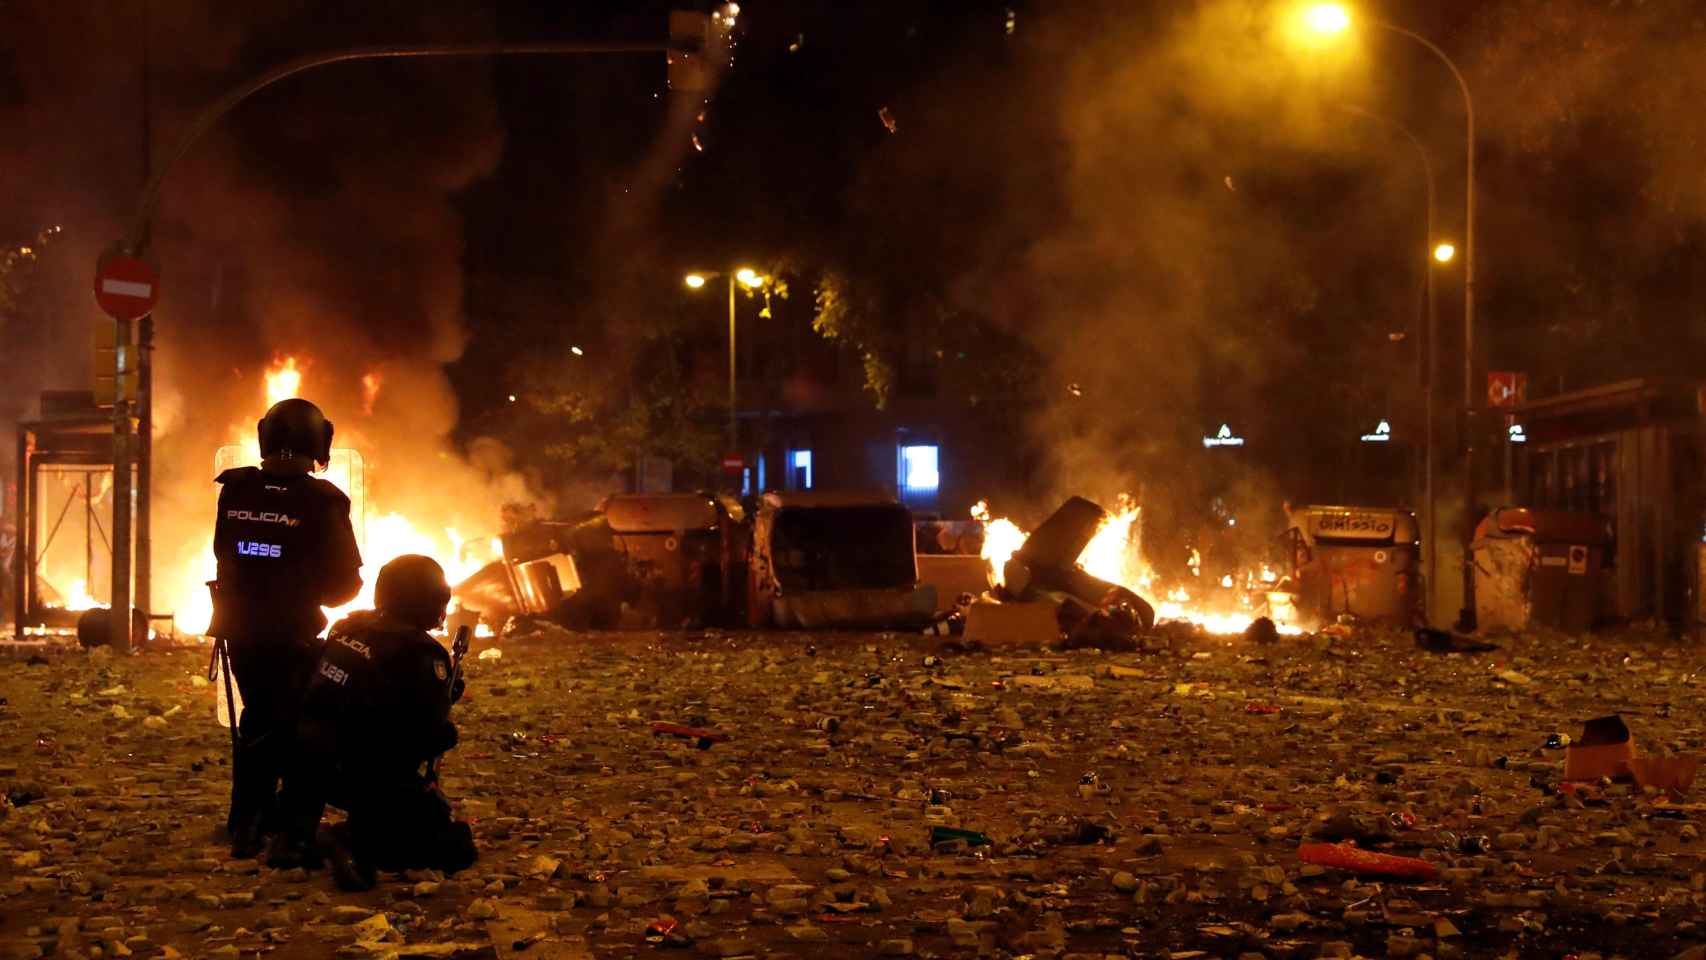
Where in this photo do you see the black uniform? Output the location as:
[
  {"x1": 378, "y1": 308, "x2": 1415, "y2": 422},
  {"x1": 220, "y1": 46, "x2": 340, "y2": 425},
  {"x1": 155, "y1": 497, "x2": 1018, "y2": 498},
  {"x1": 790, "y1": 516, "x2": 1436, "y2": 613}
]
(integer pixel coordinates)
[
  {"x1": 210, "y1": 463, "x2": 361, "y2": 844},
  {"x1": 289, "y1": 609, "x2": 475, "y2": 876}
]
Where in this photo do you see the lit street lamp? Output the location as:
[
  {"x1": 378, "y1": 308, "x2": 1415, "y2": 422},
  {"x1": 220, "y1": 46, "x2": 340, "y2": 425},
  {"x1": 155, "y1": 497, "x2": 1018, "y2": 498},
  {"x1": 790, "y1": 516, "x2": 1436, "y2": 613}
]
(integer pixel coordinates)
[
  {"x1": 685, "y1": 267, "x2": 768, "y2": 479},
  {"x1": 1433, "y1": 242, "x2": 1455, "y2": 263},
  {"x1": 1303, "y1": 2, "x2": 1480, "y2": 627},
  {"x1": 1302, "y1": 3, "x2": 1351, "y2": 35}
]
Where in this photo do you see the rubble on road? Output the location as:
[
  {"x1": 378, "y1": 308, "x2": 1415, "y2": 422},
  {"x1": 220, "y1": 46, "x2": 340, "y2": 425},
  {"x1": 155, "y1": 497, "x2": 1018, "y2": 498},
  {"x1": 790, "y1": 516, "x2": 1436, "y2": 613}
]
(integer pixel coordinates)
[{"x1": 1, "y1": 624, "x2": 1703, "y2": 958}]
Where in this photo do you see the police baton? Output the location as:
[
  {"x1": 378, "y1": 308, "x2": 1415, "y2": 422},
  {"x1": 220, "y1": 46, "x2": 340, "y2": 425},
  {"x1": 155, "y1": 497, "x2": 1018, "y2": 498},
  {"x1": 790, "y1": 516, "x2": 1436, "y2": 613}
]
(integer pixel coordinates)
[{"x1": 204, "y1": 581, "x2": 240, "y2": 757}]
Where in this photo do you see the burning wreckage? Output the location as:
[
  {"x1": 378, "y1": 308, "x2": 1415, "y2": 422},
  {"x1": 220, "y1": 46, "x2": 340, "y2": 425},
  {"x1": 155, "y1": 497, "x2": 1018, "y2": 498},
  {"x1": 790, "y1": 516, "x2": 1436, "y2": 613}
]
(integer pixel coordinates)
[{"x1": 441, "y1": 489, "x2": 1421, "y2": 646}]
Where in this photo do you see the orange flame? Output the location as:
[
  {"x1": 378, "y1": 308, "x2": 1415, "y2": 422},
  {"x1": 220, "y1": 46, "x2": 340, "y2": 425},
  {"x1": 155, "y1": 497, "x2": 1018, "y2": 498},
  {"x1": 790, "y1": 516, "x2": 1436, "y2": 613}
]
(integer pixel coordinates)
[
  {"x1": 972, "y1": 494, "x2": 1299, "y2": 636},
  {"x1": 170, "y1": 354, "x2": 506, "y2": 638},
  {"x1": 361, "y1": 372, "x2": 382, "y2": 415},
  {"x1": 265, "y1": 356, "x2": 303, "y2": 407},
  {"x1": 970, "y1": 501, "x2": 1027, "y2": 587}
]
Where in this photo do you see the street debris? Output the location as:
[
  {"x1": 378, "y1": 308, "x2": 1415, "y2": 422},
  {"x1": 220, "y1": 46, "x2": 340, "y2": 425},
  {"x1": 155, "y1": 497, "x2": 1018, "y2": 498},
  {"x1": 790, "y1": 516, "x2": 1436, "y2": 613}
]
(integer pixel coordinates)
[
  {"x1": 1415, "y1": 626, "x2": 1499, "y2": 654},
  {"x1": 651, "y1": 721, "x2": 730, "y2": 749},
  {"x1": 2, "y1": 623, "x2": 1703, "y2": 958},
  {"x1": 1564, "y1": 714, "x2": 1636, "y2": 781},
  {"x1": 1297, "y1": 842, "x2": 1439, "y2": 881}
]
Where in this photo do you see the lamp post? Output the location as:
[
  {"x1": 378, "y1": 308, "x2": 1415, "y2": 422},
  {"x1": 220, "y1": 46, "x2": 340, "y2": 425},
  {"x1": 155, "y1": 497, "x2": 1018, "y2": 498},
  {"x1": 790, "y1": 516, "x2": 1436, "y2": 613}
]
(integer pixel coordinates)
[
  {"x1": 1304, "y1": 4, "x2": 1479, "y2": 626},
  {"x1": 1336, "y1": 103, "x2": 1456, "y2": 625},
  {"x1": 686, "y1": 268, "x2": 766, "y2": 480},
  {"x1": 95, "y1": 34, "x2": 718, "y2": 649}
]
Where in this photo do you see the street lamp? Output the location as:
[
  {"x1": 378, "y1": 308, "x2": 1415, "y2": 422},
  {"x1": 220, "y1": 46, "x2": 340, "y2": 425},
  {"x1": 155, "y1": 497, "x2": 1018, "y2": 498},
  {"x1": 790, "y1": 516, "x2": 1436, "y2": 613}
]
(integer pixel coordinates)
[
  {"x1": 685, "y1": 267, "x2": 767, "y2": 478},
  {"x1": 1433, "y1": 242, "x2": 1455, "y2": 263},
  {"x1": 1302, "y1": 3, "x2": 1351, "y2": 35},
  {"x1": 1302, "y1": 2, "x2": 1479, "y2": 628}
]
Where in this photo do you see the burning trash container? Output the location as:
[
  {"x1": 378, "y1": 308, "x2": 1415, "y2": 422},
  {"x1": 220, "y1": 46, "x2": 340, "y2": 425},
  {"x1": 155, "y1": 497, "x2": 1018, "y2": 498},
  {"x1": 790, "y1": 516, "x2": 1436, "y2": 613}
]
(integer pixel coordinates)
[
  {"x1": 1473, "y1": 507, "x2": 1612, "y2": 633},
  {"x1": 1278, "y1": 505, "x2": 1421, "y2": 627},
  {"x1": 749, "y1": 491, "x2": 936, "y2": 629}
]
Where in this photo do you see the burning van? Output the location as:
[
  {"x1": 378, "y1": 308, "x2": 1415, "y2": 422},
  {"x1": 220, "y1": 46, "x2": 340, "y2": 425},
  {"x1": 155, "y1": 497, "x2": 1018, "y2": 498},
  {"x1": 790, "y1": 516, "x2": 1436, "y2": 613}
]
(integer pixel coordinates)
[
  {"x1": 748, "y1": 491, "x2": 937, "y2": 629},
  {"x1": 1276, "y1": 505, "x2": 1421, "y2": 626}
]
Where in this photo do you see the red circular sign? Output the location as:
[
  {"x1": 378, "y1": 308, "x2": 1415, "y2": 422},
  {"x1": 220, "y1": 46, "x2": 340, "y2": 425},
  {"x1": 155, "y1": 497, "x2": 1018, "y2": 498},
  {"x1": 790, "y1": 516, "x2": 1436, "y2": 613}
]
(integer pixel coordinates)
[{"x1": 93, "y1": 253, "x2": 159, "y2": 320}]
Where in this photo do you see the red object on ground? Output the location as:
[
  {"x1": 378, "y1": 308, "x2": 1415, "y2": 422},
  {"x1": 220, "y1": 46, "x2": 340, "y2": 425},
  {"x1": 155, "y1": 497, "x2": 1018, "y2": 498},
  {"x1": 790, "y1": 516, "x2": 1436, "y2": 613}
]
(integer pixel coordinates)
[
  {"x1": 1245, "y1": 702, "x2": 1282, "y2": 714},
  {"x1": 645, "y1": 916, "x2": 679, "y2": 939},
  {"x1": 651, "y1": 722, "x2": 731, "y2": 743},
  {"x1": 1297, "y1": 842, "x2": 1439, "y2": 881}
]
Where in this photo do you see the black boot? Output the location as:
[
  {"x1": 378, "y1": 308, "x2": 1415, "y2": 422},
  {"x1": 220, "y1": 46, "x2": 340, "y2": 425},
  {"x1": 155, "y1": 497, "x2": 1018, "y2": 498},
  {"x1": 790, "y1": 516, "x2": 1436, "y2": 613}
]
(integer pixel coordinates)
[
  {"x1": 326, "y1": 826, "x2": 376, "y2": 892},
  {"x1": 230, "y1": 819, "x2": 265, "y2": 860},
  {"x1": 264, "y1": 833, "x2": 308, "y2": 869}
]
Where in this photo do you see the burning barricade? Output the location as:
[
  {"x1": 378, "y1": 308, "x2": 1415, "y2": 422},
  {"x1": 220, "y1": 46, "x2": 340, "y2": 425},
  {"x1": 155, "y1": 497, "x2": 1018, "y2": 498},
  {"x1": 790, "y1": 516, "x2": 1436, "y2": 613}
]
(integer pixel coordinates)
[
  {"x1": 453, "y1": 490, "x2": 940, "y2": 635},
  {"x1": 958, "y1": 494, "x2": 1309, "y2": 649},
  {"x1": 961, "y1": 496, "x2": 1153, "y2": 650}
]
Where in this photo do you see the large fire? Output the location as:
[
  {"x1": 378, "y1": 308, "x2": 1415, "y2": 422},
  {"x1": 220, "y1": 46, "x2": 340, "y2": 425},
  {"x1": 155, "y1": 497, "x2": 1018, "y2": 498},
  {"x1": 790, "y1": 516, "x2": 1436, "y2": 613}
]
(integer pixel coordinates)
[
  {"x1": 972, "y1": 498, "x2": 1300, "y2": 636},
  {"x1": 168, "y1": 356, "x2": 502, "y2": 638}
]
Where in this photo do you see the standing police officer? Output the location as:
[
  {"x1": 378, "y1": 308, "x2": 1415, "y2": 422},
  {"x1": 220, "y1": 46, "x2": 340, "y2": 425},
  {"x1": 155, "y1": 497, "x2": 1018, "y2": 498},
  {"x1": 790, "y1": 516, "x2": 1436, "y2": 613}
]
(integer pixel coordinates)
[
  {"x1": 285, "y1": 554, "x2": 476, "y2": 887},
  {"x1": 209, "y1": 397, "x2": 362, "y2": 859}
]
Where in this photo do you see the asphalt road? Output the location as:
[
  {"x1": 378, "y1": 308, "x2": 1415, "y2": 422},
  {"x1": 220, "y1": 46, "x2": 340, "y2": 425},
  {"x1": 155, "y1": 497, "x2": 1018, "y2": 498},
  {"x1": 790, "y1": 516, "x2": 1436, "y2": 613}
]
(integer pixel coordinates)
[{"x1": 1, "y1": 623, "x2": 1701, "y2": 959}]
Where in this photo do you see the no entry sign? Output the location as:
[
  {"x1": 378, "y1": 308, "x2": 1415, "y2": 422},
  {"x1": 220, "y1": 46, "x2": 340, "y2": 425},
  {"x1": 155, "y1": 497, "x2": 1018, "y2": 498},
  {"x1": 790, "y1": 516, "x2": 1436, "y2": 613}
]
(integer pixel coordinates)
[
  {"x1": 93, "y1": 252, "x2": 159, "y2": 320},
  {"x1": 721, "y1": 455, "x2": 745, "y2": 474}
]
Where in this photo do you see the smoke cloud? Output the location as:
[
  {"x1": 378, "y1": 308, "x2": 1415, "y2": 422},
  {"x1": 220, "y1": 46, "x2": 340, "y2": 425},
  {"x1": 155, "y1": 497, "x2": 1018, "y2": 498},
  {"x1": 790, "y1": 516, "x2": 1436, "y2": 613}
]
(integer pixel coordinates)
[{"x1": 2, "y1": 1, "x2": 543, "y2": 622}]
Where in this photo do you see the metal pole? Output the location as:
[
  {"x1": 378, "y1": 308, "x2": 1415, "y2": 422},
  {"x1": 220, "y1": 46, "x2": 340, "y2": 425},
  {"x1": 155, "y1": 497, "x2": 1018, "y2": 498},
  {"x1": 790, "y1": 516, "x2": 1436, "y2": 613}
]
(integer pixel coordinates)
[
  {"x1": 1337, "y1": 104, "x2": 1439, "y2": 624},
  {"x1": 1424, "y1": 185, "x2": 1439, "y2": 626},
  {"x1": 125, "y1": 41, "x2": 673, "y2": 254},
  {"x1": 136, "y1": 314, "x2": 153, "y2": 629},
  {"x1": 1372, "y1": 18, "x2": 1476, "y2": 627},
  {"x1": 84, "y1": 479, "x2": 93, "y2": 588},
  {"x1": 727, "y1": 274, "x2": 738, "y2": 473},
  {"x1": 136, "y1": 0, "x2": 153, "y2": 633},
  {"x1": 14, "y1": 429, "x2": 27, "y2": 641},
  {"x1": 110, "y1": 321, "x2": 132, "y2": 651}
]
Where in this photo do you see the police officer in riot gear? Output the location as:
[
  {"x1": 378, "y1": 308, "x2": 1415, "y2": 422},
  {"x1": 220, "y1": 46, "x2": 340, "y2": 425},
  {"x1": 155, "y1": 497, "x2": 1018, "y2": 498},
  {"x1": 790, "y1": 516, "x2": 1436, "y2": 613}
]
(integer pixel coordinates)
[
  {"x1": 210, "y1": 397, "x2": 362, "y2": 859},
  {"x1": 284, "y1": 554, "x2": 476, "y2": 888}
]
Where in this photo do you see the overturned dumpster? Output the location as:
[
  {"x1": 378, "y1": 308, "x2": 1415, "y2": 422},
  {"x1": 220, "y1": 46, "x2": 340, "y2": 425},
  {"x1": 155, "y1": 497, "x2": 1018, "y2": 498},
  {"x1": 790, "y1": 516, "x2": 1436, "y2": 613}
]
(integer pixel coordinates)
[
  {"x1": 602, "y1": 493, "x2": 748, "y2": 628},
  {"x1": 964, "y1": 496, "x2": 1157, "y2": 649},
  {"x1": 749, "y1": 491, "x2": 937, "y2": 629},
  {"x1": 460, "y1": 493, "x2": 749, "y2": 631},
  {"x1": 1474, "y1": 507, "x2": 1612, "y2": 633},
  {"x1": 452, "y1": 547, "x2": 580, "y2": 629}
]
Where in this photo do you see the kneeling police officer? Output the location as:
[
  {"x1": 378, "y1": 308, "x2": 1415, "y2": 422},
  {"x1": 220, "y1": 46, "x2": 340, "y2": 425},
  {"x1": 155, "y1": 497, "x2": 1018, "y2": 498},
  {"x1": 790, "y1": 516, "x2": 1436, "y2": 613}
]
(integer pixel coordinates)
[
  {"x1": 210, "y1": 397, "x2": 362, "y2": 859},
  {"x1": 286, "y1": 554, "x2": 476, "y2": 888}
]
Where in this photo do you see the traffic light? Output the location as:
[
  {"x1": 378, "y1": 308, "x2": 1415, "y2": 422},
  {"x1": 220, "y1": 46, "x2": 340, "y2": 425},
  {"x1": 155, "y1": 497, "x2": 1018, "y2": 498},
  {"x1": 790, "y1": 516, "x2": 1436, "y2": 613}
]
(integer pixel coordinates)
[{"x1": 93, "y1": 319, "x2": 137, "y2": 407}]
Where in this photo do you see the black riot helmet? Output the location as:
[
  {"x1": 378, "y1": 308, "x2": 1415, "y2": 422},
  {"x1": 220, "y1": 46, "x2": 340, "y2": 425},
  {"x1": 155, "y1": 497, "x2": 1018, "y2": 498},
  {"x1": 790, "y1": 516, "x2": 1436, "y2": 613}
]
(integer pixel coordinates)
[
  {"x1": 375, "y1": 554, "x2": 453, "y2": 630},
  {"x1": 257, "y1": 398, "x2": 334, "y2": 469}
]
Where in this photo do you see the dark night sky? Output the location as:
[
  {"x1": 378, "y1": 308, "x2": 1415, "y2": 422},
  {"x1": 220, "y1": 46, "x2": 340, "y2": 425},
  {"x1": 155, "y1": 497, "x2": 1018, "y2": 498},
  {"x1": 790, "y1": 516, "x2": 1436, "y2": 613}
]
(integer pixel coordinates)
[{"x1": 4, "y1": 0, "x2": 1705, "y2": 516}]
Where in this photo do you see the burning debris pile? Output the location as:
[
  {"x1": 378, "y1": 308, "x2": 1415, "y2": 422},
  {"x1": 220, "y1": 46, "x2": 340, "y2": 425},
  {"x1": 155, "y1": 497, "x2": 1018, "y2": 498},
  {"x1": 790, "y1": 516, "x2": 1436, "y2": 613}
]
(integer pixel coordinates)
[{"x1": 958, "y1": 494, "x2": 1302, "y2": 650}]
